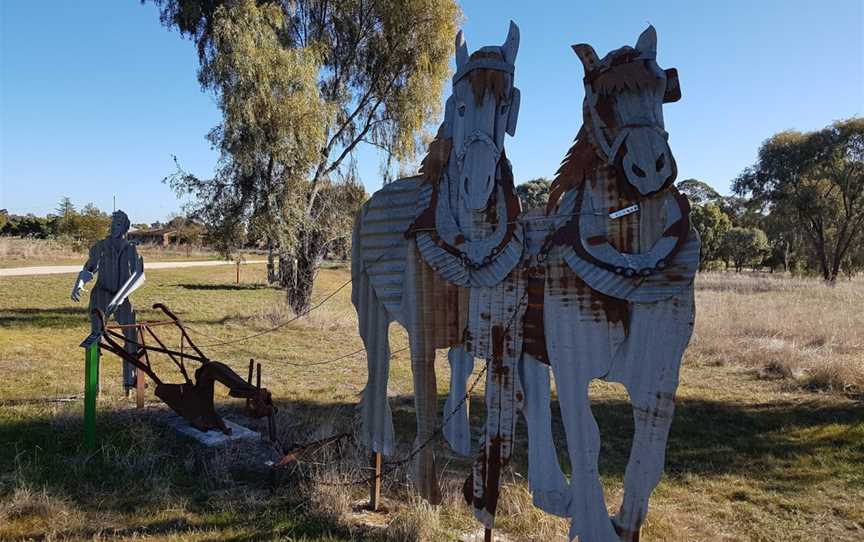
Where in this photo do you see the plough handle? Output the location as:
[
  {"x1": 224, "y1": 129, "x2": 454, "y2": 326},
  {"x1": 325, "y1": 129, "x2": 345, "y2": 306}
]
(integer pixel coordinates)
[{"x1": 152, "y1": 303, "x2": 208, "y2": 361}]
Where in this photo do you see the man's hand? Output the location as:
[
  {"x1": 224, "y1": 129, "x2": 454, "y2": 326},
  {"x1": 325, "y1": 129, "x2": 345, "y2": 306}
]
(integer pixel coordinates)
[{"x1": 71, "y1": 279, "x2": 84, "y2": 302}]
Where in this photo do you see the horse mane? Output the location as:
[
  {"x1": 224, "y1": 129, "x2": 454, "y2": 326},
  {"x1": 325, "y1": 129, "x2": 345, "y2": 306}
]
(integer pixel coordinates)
[
  {"x1": 590, "y1": 51, "x2": 658, "y2": 95},
  {"x1": 546, "y1": 126, "x2": 596, "y2": 214},
  {"x1": 418, "y1": 50, "x2": 510, "y2": 188},
  {"x1": 466, "y1": 51, "x2": 509, "y2": 106},
  {"x1": 419, "y1": 132, "x2": 452, "y2": 186}
]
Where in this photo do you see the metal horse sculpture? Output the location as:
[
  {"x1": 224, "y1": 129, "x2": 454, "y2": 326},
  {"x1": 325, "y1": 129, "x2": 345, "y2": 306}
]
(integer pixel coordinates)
[
  {"x1": 352, "y1": 22, "x2": 523, "y2": 514},
  {"x1": 522, "y1": 26, "x2": 700, "y2": 541},
  {"x1": 353, "y1": 22, "x2": 698, "y2": 539}
]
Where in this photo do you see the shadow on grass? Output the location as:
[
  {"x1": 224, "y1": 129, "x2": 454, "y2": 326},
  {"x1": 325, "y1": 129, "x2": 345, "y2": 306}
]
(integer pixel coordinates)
[
  {"x1": 2, "y1": 392, "x2": 861, "y2": 540},
  {"x1": 0, "y1": 404, "x2": 367, "y2": 542},
  {"x1": 0, "y1": 307, "x2": 87, "y2": 330},
  {"x1": 176, "y1": 283, "x2": 272, "y2": 292}
]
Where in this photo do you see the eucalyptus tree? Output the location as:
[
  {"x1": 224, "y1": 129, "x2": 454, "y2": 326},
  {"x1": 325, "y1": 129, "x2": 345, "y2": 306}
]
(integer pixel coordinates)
[
  {"x1": 149, "y1": 0, "x2": 460, "y2": 312},
  {"x1": 733, "y1": 118, "x2": 864, "y2": 283},
  {"x1": 690, "y1": 202, "x2": 731, "y2": 270},
  {"x1": 676, "y1": 178, "x2": 721, "y2": 206},
  {"x1": 515, "y1": 177, "x2": 552, "y2": 210}
]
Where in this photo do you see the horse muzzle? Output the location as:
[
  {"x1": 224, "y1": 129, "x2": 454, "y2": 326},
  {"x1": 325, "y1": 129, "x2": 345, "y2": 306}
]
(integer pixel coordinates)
[{"x1": 458, "y1": 136, "x2": 500, "y2": 211}]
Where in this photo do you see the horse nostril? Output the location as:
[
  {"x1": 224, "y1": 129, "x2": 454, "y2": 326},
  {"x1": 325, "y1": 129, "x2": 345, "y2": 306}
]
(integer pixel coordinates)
[
  {"x1": 631, "y1": 164, "x2": 647, "y2": 178},
  {"x1": 656, "y1": 152, "x2": 666, "y2": 172}
]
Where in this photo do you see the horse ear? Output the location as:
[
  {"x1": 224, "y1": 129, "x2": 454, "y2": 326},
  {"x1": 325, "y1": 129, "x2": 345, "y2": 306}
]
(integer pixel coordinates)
[
  {"x1": 502, "y1": 20, "x2": 519, "y2": 64},
  {"x1": 441, "y1": 96, "x2": 454, "y2": 138},
  {"x1": 456, "y1": 30, "x2": 469, "y2": 69},
  {"x1": 635, "y1": 25, "x2": 657, "y2": 58},
  {"x1": 506, "y1": 87, "x2": 520, "y2": 136},
  {"x1": 571, "y1": 44, "x2": 599, "y2": 74},
  {"x1": 663, "y1": 68, "x2": 681, "y2": 103}
]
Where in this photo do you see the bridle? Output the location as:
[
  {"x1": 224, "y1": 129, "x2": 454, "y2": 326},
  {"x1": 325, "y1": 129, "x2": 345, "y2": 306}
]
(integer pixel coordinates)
[
  {"x1": 455, "y1": 131, "x2": 502, "y2": 171},
  {"x1": 582, "y1": 76, "x2": 669, "y2": 167}
]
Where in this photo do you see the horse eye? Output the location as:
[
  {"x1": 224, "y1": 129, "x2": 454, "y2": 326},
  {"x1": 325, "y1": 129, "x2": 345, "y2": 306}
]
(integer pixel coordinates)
[
  {"x1": 500, "y1": 103, "x2": 508, "y2": 115},
  {"x1": 656, "y1": 153, "x2": 666, "y2": 171},
  {"x1": 458, "y1": 104, "x2": 466, "y2": 117},
  {"x1": 631, "y1": 164, "x2": 647, "y2": 178}
]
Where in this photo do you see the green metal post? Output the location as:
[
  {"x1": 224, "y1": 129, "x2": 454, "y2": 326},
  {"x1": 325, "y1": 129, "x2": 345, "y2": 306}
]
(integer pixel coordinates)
[{"x1": 84, "y1": 342, "x2": 100, "y2": 449}]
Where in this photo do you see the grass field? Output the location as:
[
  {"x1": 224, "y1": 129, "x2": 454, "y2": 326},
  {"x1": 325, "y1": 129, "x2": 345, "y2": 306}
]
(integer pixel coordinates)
[
  {"x1": 0, "y1": 265, "x2": 861, "y2": 541},
  {"x1": 0, "y1": 238, "x2": 225, "y2": 268}
]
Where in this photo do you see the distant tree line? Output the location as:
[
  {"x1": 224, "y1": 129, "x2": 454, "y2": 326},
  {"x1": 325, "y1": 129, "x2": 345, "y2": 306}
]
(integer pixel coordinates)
[
  {"x1": 1, "y1": 198, "x2": 113, "y2": 250},
  {"x1": 514, "y1": 118, "x2": 863, "y2": 282},
  {"x1": 1, "y1": 198, "x2": 205, "y2": 251}
]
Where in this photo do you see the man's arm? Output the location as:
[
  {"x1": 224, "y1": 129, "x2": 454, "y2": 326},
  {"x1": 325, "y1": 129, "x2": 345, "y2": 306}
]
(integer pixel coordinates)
[{"x1": 71, "y1": 242, "x2": 99, "y2": 302}]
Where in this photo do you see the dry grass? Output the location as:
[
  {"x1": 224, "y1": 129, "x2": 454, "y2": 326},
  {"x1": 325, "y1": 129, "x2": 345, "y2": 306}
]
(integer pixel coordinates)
[
  {"x1": 0, "y1": 265, "x2": 862, "y2": 541},
  {"x1": 0, "y1": 237, "x2": 222, "y2": 268},
  {"x1": 0, "y1": 237, "x2": 80, "y2": 263},
  {"x1": 691, "y1": 272, "x2": 864, "y2": 394}
]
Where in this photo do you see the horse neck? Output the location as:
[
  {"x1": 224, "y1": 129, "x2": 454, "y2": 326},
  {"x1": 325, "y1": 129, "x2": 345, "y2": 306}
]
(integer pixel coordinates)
[{"x1": 581, "y1": 159, "x2": 668, "y2": 254}]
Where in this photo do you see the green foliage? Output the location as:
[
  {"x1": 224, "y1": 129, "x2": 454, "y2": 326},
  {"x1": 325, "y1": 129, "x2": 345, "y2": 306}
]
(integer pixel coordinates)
[
  {"x1": 721, "y1": 227, "x2": 769, "y2": 272},
  {"x1": 677, "y1": 179, "x2": 721, "y2": 206},
  {"x1": 516, "y1": 178, "x2": 551, "y2": 210},
  {"x1": 75, "y1": 204, "x2": 112, "y2": 247},
  {"x1": 54, "y1": 197, "x2": 78, "y2": 236},
  {"x1": 733, "y1": 118, "x2": 864, "y2": 282},
  {"x1": 1, "y1": 214, "x2": 52, "y2": 239},
  {"x1": 1, "y1": 200, "x2": 111, "y2": 250},
  {"x1": 152, "y1": 0, "x2": 460, "y2": 311},
  {"x1": 691, "y1": 202, "x2": 732, "y2": 268}
]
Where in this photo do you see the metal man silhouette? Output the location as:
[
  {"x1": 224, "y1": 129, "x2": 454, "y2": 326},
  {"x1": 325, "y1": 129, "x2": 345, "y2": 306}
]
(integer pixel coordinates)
[{"x1": 71, "y1": 210, "x2": 141, "y2": 392}]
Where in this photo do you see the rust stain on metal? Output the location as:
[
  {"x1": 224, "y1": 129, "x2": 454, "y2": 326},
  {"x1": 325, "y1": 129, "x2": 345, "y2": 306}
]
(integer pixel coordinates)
[{"x1": 521, "y1": 267, "x2": 549, "y2": 364}]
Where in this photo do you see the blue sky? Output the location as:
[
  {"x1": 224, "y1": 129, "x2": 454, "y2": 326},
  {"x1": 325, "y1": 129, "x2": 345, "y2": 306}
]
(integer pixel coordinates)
[{"x1": 2, "y1": 0, "x2": 862, "y2": 223}]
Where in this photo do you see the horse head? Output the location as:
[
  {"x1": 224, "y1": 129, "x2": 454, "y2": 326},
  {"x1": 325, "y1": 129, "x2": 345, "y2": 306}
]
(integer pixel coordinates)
[
  {"x1": 572, "y1": 26, "x2": 680, "y2": 196},
  {"x1": 444, "y1": 21, "x2": 521, "y2": 211}
]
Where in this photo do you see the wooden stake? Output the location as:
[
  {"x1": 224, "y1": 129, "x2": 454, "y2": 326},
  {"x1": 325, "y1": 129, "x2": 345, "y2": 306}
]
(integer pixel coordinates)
[
  {"x1": 236, "y1": 260, "x2": 241, "y2": 284},
  {"x1": 369, "y1": 451, "x2": 382, "y2": 511},
  {"x1": 484, "y1": 528, "x2": 493, "y2": 542},
  {"x1": 84, "y1": 343, "x2": 100, "y2": 449},
  {"x1": 135, "y1": 370, "x2": 145, "y2": 409}
]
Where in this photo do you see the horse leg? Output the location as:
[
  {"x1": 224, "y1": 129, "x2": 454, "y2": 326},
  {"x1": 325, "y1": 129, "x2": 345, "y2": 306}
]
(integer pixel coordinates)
[
  {"x1": 614, "y1": 388, "x2": 676, "y2": 541},
  {"x1": 610, "y1": 291, "x2": 695, "y2": 541},
  {"x1": 354, "y1": 266, "x2": 396, "y2": 457},
  {"x1": 443, "y1": 345, "x2": 474, "y2": 456},
  {"x1": 551, "y1": 370, "x2": 619, "y2": 542},
  {"x1": 519, "y1": 353, "x2": 570, "y2": 517},
  {"x1": 409, "y1": 335, "x2": 442, "y2": 504}
]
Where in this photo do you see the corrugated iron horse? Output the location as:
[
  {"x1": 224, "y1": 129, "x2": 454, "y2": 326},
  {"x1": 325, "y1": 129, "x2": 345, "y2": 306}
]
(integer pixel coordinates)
[
  {"x1": 522, "y1": 26, "x2": 700, "y2": 541},
  {"x1": 352, "y1": 23, "x2": 699, "y2": 540},
  {"x1": 352, "y1": 22, "x2": 523, "y2": 512}
]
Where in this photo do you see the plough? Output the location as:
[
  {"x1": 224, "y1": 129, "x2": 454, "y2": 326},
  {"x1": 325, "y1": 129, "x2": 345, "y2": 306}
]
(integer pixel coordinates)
[{"x1": 93, "y1": 302, "x2": 277, "y2": 441}]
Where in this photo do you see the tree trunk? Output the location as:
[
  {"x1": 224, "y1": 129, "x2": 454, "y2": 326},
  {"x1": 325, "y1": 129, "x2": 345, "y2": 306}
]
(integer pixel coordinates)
[
  {"x1": 267, "y1": 241, "x2": 277, "y2": 285},
  {"x1": 278, "y1": 229, "x2": 325, "y2": 315}
]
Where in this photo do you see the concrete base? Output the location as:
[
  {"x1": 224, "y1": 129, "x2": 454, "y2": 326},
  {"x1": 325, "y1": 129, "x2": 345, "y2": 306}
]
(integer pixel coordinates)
[{"x1": 164, "y1": 414, "x2": 260, "y2": 447}]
